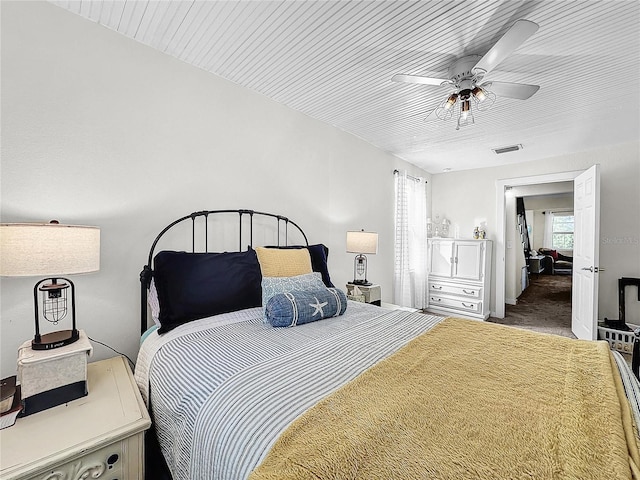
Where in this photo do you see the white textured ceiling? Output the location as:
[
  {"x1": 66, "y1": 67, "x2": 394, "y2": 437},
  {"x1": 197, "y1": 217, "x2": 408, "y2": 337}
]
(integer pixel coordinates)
[{"x1": 50, "y1": 0, "x2": 640, "y2": 174}]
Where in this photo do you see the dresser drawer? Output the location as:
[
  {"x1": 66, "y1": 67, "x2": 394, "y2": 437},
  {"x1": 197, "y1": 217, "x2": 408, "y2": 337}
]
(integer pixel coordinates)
[
  {"x1": 429, "y1": 295, "x2": 481, "y2": 313},
  {"x1": 429, "y1": 282, "x2": 482, "y2": 299}
]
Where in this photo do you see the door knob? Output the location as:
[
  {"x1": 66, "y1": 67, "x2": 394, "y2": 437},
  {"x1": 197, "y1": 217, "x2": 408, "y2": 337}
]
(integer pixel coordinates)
[{"x1": 581, "y1": 266, "x2": 605, "y2": 273}]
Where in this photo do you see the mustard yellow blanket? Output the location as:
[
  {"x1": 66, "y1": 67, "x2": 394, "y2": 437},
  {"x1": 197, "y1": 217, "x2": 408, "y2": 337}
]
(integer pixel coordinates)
[{"x1": 250, "y1": 317, "x2": 640, "y2": 480}]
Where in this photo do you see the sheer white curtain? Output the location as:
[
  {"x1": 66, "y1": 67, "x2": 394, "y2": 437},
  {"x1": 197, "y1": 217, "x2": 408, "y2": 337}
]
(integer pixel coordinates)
[{"x1": 393, "y1": 171, "x2": 428, "y2": 308}]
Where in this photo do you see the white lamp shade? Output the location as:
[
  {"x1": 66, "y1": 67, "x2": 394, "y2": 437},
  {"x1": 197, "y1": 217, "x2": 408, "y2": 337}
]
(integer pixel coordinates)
[
  {"x1": 0, "y1": 223, "x2": 100, "y2": 277},
  {"x1": 346, "y1": 231, "x2": 378, "y2": 255}
]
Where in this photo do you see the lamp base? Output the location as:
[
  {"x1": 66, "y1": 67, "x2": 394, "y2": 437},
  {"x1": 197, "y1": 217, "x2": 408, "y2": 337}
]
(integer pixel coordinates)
[
  {"x1": 32, "y1": 329, "x2": 80, "y2": 351},
  {"x1": 351, "y1": 279, "x2": 372, "y2": 286}
]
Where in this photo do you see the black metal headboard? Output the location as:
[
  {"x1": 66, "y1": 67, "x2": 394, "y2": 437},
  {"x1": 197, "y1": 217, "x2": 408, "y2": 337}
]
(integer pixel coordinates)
[{"x1": 140, "y1": 209, "x2": 308, "y2": 335}]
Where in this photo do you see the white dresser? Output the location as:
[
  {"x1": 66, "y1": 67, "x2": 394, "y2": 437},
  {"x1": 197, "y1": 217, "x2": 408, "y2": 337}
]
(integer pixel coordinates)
[{"x1": 426, "y1": 239, "x2": 492, "y2": 320}]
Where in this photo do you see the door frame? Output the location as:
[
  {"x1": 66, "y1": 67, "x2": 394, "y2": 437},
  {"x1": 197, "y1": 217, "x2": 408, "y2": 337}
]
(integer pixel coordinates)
[{"x1": 494, "y1": 170, "x2": 584, "y2": 318}]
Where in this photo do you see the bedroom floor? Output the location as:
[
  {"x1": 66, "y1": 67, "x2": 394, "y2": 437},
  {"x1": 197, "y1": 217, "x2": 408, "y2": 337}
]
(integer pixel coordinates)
[
  {"x1": 488, "y1": 275, "x2": 634, "y2": 366},
  {"x1": 488, "y1": 274, "x2": 574, "y2": 338}
]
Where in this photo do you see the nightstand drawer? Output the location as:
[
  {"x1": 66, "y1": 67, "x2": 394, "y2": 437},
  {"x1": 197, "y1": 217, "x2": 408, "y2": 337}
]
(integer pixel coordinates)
[
  {"x1": 25, "y1": 433, "x2": 143, "y2": 480},
  {"x1": 429, "y1": 295, "x2": 481, "y2": 313},
  {"x1": 429, "y1": 282, "x2": 482, "y2": 299}
]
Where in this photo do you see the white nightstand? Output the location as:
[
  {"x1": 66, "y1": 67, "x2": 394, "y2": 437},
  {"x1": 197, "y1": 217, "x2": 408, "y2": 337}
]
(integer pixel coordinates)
[
  {"x1": 0, "y1": 356, "x2": 151, "y2": 480},
  {"x1": 346, "y1": 283, "x2": 381, "y2": 306}
]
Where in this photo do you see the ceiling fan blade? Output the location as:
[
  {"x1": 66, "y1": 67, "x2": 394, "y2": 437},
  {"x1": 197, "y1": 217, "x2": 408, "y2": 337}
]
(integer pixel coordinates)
[
  {"x1": 391, "y1": 74, "x2": 449, "y2": 86},
  {"x1": 484, "y1": 81, "x2": 540, "y2": 100},
  {"x1": 473, "y1": 19, "x2": 539, "y2": 75}
]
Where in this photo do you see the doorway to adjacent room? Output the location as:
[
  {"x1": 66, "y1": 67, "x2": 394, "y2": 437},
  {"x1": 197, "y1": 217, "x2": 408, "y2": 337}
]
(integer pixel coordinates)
[{"x1": 489, "y1": 274, "x2": 574, "y2": 338}]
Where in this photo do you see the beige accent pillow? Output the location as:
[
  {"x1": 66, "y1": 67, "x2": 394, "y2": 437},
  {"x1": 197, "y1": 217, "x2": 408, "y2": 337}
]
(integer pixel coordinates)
[{"x1": 255, "y1": 247, "x2": 312, "y2": 277}]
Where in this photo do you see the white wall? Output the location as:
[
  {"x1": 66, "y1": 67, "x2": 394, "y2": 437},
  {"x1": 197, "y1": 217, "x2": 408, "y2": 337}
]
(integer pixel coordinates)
[
  {"x1": 430, "y1": 141, "x2": 640, "y2": 321},
  {"x1": 0, "y1": 2, "x2": 430, "y2": 377}
]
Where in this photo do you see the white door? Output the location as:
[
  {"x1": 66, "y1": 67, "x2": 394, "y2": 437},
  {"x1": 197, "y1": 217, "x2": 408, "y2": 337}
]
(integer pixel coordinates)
[
  {"x1": 454, "y1": 241, "x2": 483, "y2": 281},
  {"x1": 572, "y1": 165, "x2": 601, "y2": 340},
  {"x1": 428, "y1": 240, "x2": 454, "y2": 277}
]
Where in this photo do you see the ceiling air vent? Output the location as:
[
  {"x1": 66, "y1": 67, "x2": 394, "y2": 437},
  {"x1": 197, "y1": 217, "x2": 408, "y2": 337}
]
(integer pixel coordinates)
[{"x1": 492, "y1": 144, "x2": 523, "y2": 154}]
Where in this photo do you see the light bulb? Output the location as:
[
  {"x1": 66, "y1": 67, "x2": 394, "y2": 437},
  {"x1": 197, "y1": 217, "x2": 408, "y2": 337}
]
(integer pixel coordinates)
[
  {"x1": 472, "y1": 86, "x2": 486, "y2": 102},
  {"x1": 456, "y1": 100, "x2": 475, "y2": 130},
  {"x1": 461, "y1": 100, "x2": 471, "y2": 120},
  {"x1": 444, "y1": 93, "x2": 458, "y2": 110},
  {"x1": 473, "y1": 86, "x2": 496, "y2": 111}
]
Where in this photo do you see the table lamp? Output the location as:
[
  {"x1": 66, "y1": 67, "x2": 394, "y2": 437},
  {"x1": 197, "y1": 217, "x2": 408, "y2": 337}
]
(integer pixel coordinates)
[
  {"x1": 346, "y1": 230, "x2": 378, "y2": 286},
  {"x1": 0, "y1": 221, "x2": 100, "y2": 350}
]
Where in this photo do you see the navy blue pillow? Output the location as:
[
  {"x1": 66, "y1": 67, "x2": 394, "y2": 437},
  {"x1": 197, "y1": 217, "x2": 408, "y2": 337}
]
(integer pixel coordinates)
[
  {"x1": 265, "y1": 244, "x2": 334, "y2": 287},
  {"x1": 153, "y1": 249, "x2": 262, "y2": 333},
  {"x1": 265, "y1": 288, "x2": 347, "y2": 327}
]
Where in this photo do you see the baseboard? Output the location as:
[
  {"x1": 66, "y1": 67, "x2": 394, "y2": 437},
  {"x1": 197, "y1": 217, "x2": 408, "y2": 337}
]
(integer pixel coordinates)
[{"x1": 505, "y1": 297, "x2": 517, "y2": 305}]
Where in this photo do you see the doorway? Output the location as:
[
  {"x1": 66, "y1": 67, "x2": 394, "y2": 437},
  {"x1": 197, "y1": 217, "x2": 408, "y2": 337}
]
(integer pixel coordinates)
[
  {"x1": 494, "y1": 170, "x2": 584, "y2": 319},
  {"x1": 493, "y1": 184, "x2": 575, "y2": 336}
]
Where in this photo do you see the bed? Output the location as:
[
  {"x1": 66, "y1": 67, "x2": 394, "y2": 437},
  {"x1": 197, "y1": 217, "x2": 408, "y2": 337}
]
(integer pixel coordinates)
[{"x1": 135, "y1": 209, "x2": 640, "y2": 480}]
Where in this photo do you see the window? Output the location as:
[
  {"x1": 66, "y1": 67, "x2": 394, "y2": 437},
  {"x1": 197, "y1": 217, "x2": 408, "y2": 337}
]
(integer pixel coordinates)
[{"x1": 551, "y1": 214, "x2": 574, "y2": 249}]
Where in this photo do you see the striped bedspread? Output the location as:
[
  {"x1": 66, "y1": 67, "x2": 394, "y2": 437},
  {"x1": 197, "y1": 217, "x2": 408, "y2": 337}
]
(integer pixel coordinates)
[
  {"x1": 135, "y1": 302, "x2": 640, "y2": 480},
  {"x1": 135, "y1": 301, "x2": 443, "y2": 480}
]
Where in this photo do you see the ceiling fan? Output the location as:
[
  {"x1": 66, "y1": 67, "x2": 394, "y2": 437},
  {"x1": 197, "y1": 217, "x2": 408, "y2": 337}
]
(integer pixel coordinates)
[{"x1": 392, "y1": 19, "x2": 540, "y2": 129}]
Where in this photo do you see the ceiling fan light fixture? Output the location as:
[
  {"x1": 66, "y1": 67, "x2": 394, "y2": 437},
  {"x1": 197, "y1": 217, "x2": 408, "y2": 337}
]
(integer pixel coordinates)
[
  {"x1": 444, "y1": 93, "x2": 458, "y2": 110},
  {"x1": 456, "y1": 100, "x2": 474, "y2": 130},
  {"x1": 461, "y1": 99, "x2": 471, "y2": 120},
  {"x1": 472, "y1": 86, "x2": 496, "y2": 111},
  {"x1": 435, "y1": 93, "x2": 458, "y2": 120},
  {"x1": 472, "y1": 86, "x2": 486, "y2": 102},
  {"x1": 435, "y1": 106, "x2": 453, "y2": 121},
  {"x1": 456, "y1": 99, "x2": 475, "y2": 130}
]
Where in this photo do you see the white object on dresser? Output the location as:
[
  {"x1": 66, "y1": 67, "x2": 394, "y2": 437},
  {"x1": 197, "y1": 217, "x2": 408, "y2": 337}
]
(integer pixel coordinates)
[
  {"x1": 426, "y1": 239, "x2": 492, "y2": 320},
  {"x1": 0, "y1": 356, "x2": 151, "y2": 480}
]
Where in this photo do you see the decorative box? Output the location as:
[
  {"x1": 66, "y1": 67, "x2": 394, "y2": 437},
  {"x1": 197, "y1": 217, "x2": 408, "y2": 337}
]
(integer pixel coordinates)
[{"x1": 17, "y1": 330, "x2": 92, "y2": 416}]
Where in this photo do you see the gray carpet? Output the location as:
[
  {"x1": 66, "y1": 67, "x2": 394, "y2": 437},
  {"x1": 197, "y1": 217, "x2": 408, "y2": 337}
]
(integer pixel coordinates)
[{"x1": 488, "y1": 274, "x2": 575, "y2": 339}]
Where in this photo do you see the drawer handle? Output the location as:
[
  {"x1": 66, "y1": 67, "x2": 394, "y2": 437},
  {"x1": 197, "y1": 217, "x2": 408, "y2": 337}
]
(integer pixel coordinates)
[
  {"x1": 462, "y1": 302, "x2": 475, "y2": 308},
  {"x1": 432, "y1": 285, "x2": 442, "y2": 290},
  {"x1": 462, "y1": 289, "x2": 476, "y2": 295},
  {"x1": 431, "y1": 297, "x2": 441, "y2": 302}
]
